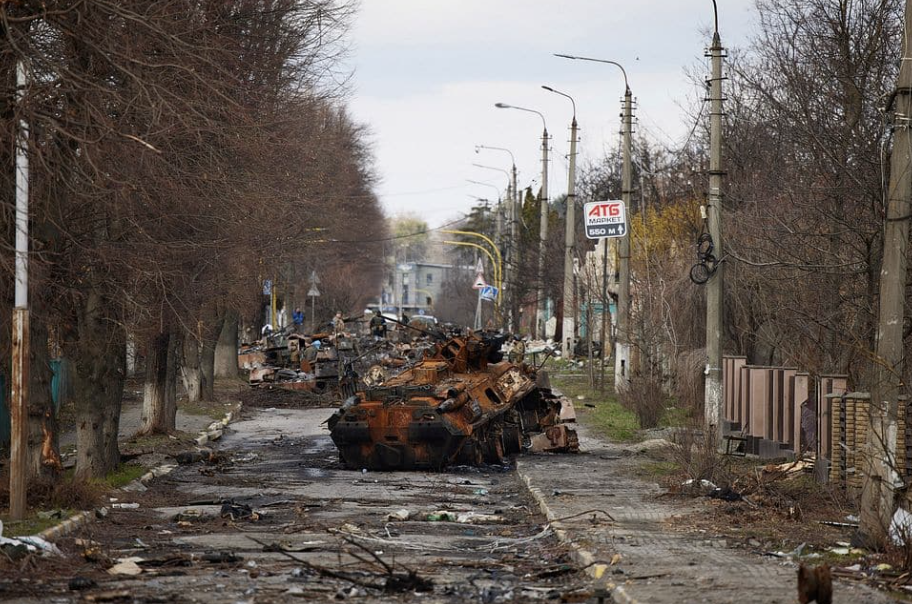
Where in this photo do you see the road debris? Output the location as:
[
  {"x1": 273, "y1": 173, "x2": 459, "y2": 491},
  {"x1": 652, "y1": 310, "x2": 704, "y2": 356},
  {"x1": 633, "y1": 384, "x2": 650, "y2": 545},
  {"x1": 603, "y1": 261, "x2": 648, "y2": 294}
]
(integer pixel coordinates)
[
  {"x1": 220, "y1": 501, "x2": 261, "y2": 522},
  {"x1": 107, "y1": 557, "x2": 144, "y2": 576},
  {"x1": 0, "y1": 520, "x2": 62, "y2": 557},
  {"x1": 68, "y1": 576, "x2": 98, "y2": 591}
]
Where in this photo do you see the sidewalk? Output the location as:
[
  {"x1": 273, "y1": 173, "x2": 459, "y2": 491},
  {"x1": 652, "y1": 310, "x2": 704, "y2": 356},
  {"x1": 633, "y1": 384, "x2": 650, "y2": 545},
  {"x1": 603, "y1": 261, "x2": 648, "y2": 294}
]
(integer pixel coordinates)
[{"x1": 516, "y1": 423, "x2": 898, "y2": 604}]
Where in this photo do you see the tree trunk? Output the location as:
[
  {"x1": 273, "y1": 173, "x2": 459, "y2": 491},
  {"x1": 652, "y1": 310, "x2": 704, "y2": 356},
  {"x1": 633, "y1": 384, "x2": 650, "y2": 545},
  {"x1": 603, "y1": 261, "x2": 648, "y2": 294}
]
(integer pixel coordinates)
[
  {"x1": 200, "y1": 332, "x2": 219, "y2": 401},
  {"x1": 140, "y1": 329, "x2": 177, "y2": 435},
  {"x1": 27, "y1": 309, "x2": 61, "y2": 479},
  {"x1": 181, "y1": 332, "x2": 202, "y2": 404},
  {"x1": 200, "y1": 309, "x2": 224, "y2": 402},
  {"x1": 166, "y1": 328, "x2": 180, "y2": 417},
  {"x1": 70, "y1": 288, "x2": 125, "y2": 479},
  {"x1": 214, "y1": 311, "x2": 239, "y2": 379}
]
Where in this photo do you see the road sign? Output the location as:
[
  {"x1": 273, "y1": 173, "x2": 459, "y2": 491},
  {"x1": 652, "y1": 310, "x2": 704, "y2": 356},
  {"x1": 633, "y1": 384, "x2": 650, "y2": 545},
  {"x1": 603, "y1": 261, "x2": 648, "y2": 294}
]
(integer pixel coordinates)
[
  {"x1": 584, "y1": 200, "x2": 627, "y2": 239},
  {"x1": 480, "y1": 285, "x2": 498, "y2": 301},
  {"x1": 307, "y1": 285, "x2": 320, "y2": 297},
  {"x1": 474, "y1": 259, "x2": 484, "y2": 275},
  {"x1": 263, "y1": 279, "x2": 272, "y2": 296},
  {"x1": 472, "y1": 274, "x2": 487, "y2": 290},
  {"x1": 309, "y1": 270, "x2": 320, "y2": 284}
]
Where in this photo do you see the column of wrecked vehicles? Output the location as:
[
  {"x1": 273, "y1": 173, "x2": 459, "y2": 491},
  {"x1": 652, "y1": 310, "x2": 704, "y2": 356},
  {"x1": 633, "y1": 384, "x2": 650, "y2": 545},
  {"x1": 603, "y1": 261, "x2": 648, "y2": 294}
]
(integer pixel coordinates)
[{"x1": 238, "y1": 314, "x2": 579, "y2": 470}]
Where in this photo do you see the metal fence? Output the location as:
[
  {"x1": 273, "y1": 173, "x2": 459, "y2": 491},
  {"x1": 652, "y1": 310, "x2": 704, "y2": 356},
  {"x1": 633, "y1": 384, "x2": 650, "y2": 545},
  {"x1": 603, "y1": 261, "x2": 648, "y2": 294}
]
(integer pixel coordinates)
[{"x1": 722, "y1": 356, "x2": 846, "y2": 466}]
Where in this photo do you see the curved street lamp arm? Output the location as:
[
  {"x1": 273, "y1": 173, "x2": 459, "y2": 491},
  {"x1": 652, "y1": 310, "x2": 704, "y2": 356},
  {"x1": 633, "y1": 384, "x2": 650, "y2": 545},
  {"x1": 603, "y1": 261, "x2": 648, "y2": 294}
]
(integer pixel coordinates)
[
  {"x1": 442, "y1": 240, "x2": 502, "y2": 299},
  {"x1": 466, "y1": 179, "x2": 504, "y2": 198},
  {"x1": 710, "y1": 0, "x2": 718, "y2": 35},
  {"x1": 541, "y1": 85, "x2": 576, "y2": 120},
  {"x1": 553, "y1": 54, "x2": 629, "y2": 94},
  {"x1": 472, "y1": 163, "x2": 511, "y2": 179},
  {"x1": 476, "y1": 145, "x2": 516, "y2": 166},
  {"x1": 494, "y1": 102, "x2": 548, "y2": 132}
]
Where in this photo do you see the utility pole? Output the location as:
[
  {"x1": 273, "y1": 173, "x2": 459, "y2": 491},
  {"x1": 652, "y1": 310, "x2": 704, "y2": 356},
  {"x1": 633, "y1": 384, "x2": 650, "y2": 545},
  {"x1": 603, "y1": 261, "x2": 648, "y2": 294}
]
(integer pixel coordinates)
[
  {"x1": 505, "y1": 177, "x2": 514, "y2": 330},
  {"x1": 540, "y1": 86, "x2": 577, "y2": 359},
  {"x1": 537, "y1": 127, "x2": 549, "y2": 339},
  {"x1": 704, "y1": 14, "x2": 725, "y2": 443},
  {"x1": 10, "y1": 60, "x2": 29, "y2": 520},
  {"x1": 510, "y1": 164, "x2": 519, "y2": 331},
  {"x1": 495, "y1": 198, "x2": 503, "y2": 265},
  {"x1": 615, "y1": 87, "x2": 633, "y2": 390},
  {"x1": 859, "y1": 0, "x2": 912, "y2": 547},
  {"x1": 553, "y1": 55, "x2": 631, "y2": 389},
  {"x1": 561, "y1": 115, "x2": 579, "y2": 359}
]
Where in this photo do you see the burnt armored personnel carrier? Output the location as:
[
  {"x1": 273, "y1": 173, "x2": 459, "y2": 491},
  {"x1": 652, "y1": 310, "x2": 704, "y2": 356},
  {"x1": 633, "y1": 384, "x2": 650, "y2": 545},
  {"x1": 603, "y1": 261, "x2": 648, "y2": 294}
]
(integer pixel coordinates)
[{"x1": 328, "y1": 334, "x2": 578, "y2": 470}]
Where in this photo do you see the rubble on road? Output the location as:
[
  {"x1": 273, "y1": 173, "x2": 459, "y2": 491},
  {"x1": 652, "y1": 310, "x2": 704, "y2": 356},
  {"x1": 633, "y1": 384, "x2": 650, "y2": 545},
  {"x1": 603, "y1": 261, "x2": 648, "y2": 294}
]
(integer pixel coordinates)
[
  {"x1": 238, "y1": 321, "x2": 435, "y2": 403},
  {"x1": 0, "y1": 520, "x2": 63, "y2": 558}
]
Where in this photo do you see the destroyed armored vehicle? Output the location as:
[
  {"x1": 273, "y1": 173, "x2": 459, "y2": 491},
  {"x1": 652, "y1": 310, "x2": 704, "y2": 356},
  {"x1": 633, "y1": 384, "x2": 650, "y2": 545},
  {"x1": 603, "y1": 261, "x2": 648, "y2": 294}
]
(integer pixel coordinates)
[{"x1": 328, "y1": 334, "x2": 578, "y2": 470}]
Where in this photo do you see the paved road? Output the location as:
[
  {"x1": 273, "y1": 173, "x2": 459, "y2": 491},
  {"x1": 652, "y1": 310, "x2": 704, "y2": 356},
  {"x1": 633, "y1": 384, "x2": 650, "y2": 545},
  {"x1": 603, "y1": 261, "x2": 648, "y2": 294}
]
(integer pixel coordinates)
[
  {"x1": 517, "y1": 422, "x2": 900, "y2": 604},
  {"x1": 3, "y1": 405, "x2": 902, "y2": 603},
  {"x1": 2, "y1": 407, "x2": 589, "y2": 603}
]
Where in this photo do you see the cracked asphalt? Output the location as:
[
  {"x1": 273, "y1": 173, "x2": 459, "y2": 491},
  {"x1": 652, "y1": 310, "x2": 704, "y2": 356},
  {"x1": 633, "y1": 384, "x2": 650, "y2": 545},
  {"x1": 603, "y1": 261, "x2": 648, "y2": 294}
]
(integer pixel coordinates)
[
  {"x1": 1, "y1": 407, "x2": 588, "y2": 603},
  {"x1": 3, "y1": 404, "x2": 903, "y2": 603}
]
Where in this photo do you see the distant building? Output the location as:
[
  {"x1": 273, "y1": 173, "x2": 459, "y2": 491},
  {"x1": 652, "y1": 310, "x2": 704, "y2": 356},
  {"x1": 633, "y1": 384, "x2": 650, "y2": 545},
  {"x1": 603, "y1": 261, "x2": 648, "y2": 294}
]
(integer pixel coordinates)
[{"x1": 382, "y1": 262, "x2": 455, "y2": 316}]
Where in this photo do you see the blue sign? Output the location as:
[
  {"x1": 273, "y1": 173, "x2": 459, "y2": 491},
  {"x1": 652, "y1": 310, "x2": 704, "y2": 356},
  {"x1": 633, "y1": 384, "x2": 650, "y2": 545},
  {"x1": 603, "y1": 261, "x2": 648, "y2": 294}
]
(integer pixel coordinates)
[
  {"x1": 480, "y1": 285, "x2": 498, "y2": 301},
  {"x1": 263, "y1": 279, "x2": 272, "y2": 296}
]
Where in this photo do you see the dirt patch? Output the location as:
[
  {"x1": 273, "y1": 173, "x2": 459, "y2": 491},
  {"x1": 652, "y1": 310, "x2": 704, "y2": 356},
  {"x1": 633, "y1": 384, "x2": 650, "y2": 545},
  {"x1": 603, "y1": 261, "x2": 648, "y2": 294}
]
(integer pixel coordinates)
[
  {"x1": 239, "y1": 386, "x2": 337, "y2": 409},
  {"x1": 120, "y1": 430, "x2": 203, "y2": 461}
]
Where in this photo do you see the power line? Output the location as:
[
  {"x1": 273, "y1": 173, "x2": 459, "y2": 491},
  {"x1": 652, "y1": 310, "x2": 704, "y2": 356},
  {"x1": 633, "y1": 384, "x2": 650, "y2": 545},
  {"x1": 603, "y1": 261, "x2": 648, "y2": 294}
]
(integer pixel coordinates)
[{"x1": 311, "y1": 216, "x2": 469, "y2": 244}]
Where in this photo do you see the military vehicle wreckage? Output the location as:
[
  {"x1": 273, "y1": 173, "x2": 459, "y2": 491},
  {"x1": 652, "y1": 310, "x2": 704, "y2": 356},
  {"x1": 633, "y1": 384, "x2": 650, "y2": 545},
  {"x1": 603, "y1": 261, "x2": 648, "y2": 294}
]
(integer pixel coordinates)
[{"x1": 328, "y1": 333, "x2": 579, "y2": 470}]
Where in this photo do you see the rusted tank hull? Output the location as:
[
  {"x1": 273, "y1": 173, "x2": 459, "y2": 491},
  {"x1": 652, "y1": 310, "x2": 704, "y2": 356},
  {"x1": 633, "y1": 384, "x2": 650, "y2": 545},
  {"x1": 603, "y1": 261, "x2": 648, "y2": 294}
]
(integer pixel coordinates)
[
  {"x1": 328, "y1": 335, "x2": 577, "y2": 471},
  {"x1": 329, "y1": 402, "x2": 513, "y2": 470}
]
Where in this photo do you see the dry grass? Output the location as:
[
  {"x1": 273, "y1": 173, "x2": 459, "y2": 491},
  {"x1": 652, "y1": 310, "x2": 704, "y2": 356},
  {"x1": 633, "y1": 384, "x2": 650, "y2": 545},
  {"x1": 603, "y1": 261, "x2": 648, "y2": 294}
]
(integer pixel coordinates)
[
  {"x1": 0, "y1": 471, "x2": 104, "y2": 514},
  {"x1": 620, "y1": 375, "x2": 669, "y2": 430}
]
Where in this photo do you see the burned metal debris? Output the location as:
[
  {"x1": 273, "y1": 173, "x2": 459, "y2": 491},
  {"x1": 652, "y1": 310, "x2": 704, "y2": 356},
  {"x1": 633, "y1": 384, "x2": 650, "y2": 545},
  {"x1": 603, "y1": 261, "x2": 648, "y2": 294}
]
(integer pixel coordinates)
[
  {"x1": 240, "y1": 322, "x2": 430, "y2": 401},
  {"x1": 328, "y1": 333, "x2": 579, "y2": 470}
]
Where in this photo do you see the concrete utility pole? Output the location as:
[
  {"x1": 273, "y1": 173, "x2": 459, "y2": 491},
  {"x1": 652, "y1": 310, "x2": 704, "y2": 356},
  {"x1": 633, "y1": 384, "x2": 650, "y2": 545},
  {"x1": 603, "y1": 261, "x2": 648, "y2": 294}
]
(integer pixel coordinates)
[
  {"x1": 467, "y1": 177, "x2": 504, "y2": 262},
  {"x1": 616, "y1": 87, "x2": 633, "y2": 390},
  {"x1": 472, "y1": 159, "x2": 516, "y2": 328},
  {"x1": 538, "y1": 128, "x2": 549, "y2": 339},
  {"x1": 495, "y1": 103, "x2": 550, "y2": 334},
  {"x1": 859, "y1": 0, "x2": 912, "y2": 547},
  {"x1": 563, "y1": 116, "x2": 579, "y2": 360},
  {"x1": 542, "y1": 87, "x2": 578, "y2": 359},
  {"x1": 510, "y1": 162, "x2": 519, "y2": 331},
  {"x1": 704, "y1": 6, "x2": 725, "y2": 442},
  {"x1": 554, "y1": 54, "x2": 632, "y2": 388},
  {"x1": 474, "y1": 148, "x2": 515, "y2": 289},
  {"x1": 10, "y1": 60, "x2": 30, "y2": 520}
]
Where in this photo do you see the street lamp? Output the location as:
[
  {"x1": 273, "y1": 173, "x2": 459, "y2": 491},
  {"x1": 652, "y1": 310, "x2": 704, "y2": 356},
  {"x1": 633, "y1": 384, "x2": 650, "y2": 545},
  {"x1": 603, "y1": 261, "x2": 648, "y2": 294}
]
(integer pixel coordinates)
[
  {"x1": 555, "y1": 53, "x2": 633, "y2": 393},
  {"x1": 495, "y1": 102, "x2": 550, "y2": 339},
  {"x1": 467, "y1": 179, "x2": 504, "y2": 243},
  {"x1": 473, "y1": 162, "x2": 518, "y2": 329},
  {"x1": 541, "y1": 85, "x2": 578, "y2": 362},
  {"x1": 475, "y1": 145, "x2": 517, "y2": 260}
]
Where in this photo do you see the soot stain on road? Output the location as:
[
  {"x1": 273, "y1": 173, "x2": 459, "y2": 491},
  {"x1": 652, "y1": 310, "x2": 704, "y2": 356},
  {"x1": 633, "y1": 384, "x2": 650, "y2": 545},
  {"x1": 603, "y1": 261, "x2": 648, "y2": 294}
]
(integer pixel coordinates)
[{"x1": 0, "y1": 408, "x2": 590, "y2": 603}]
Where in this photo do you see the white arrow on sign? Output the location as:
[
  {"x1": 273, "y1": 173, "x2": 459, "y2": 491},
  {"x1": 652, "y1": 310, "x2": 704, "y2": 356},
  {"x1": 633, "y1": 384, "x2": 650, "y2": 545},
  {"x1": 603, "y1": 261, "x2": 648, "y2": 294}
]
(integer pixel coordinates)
[{"x1": 472, "y1": 274, "x2": 487, "y2": 290}]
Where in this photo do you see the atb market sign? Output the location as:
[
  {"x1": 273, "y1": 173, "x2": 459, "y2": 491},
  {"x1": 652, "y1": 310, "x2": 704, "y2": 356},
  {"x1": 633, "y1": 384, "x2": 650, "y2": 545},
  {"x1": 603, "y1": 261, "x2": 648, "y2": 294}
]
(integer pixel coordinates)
[{"x1": 584, "y1": 200, "x2": 627, "y2": 239}]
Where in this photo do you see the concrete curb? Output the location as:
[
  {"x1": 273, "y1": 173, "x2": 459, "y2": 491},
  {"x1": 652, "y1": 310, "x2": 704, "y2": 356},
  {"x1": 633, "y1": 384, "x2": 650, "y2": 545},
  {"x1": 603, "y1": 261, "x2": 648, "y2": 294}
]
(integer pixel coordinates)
[
  {"x1": 37, "y1": 509, "x2": 94, "y2": 542},
  {"x1": 36, "y1": 405, "x2": 240, "y2": 544},
  {"x1": 516, "y1": 460, "x2": 642, "y2": 604},
  {"x1": 195, "y1": 409, "x2": 235, "y2": 447},
  {"x1": 125, "y1": 407, "x2": 238, "y2": 492}
]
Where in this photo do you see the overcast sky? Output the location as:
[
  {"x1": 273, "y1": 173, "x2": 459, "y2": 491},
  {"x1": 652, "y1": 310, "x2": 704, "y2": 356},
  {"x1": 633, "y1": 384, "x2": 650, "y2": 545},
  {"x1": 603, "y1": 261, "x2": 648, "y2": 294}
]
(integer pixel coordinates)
[{"x1": 345, "y1": 1, "x2": 757, "y2": 227}]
